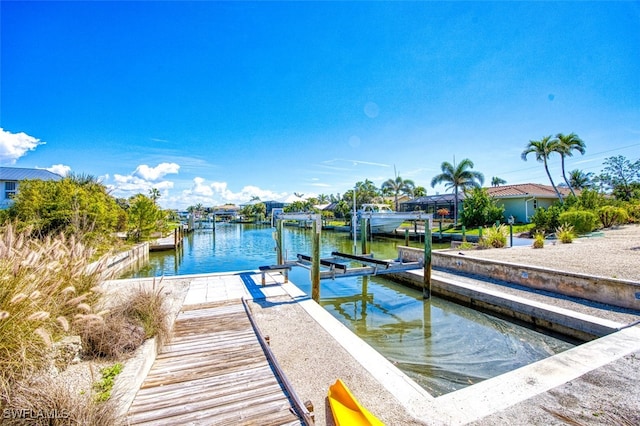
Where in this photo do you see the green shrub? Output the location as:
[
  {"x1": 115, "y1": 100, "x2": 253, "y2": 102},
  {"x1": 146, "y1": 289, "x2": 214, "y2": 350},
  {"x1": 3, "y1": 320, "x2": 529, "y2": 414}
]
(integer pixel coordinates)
[
  {"x1": 556, "y1": 224, "x2": 575, "y2": 243},
  {"x1": 558, "y1": 210, "x2": 598, "y2": 234},
  {"x1": 598, "y1": 205, "x2": 629, "y2": 228},
  {"x1": 479, "y1": 224, "x2": 508, "y2": 248},
  {"x1": 623, "y1": 201, "x2": 640, "y2": 223},
  {"x1": 532, "y1": 232, "x2": 545, "y2": 249},
  {"x1": 530, "y1": 205, "x2": 562, "y2": 235}
]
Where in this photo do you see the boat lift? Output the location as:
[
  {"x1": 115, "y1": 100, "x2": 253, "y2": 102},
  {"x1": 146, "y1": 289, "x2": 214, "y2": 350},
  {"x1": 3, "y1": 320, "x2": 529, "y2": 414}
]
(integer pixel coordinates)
[{"x1": 263, "y1": 211, "x2": 433, "y2": 302}]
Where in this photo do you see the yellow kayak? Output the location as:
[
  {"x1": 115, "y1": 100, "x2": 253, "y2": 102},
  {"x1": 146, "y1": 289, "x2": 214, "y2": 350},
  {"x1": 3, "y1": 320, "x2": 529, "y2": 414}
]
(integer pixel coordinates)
[{"x1": 328, "y1": 379, "x2": 385, "y2": 426}]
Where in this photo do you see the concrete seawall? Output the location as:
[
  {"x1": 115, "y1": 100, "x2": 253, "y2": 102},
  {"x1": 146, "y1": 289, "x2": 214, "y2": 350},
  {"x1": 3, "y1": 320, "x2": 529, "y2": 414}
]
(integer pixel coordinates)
[
  {"x1": 397, "y1": 246, "x2": 640, "y2": 311},
  {"x1": 88, "y1": 242, "x2": 149, "y2": 279}
]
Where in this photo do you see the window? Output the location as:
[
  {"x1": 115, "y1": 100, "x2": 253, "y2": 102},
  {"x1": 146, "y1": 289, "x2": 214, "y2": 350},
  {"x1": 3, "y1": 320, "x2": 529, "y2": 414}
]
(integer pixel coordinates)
[
  {"x1": 533, "y1": 199, "x2": 538, "y2": 209},
  {"x1": 5, "y1": 181, "x2": 16, "y2": 199}
]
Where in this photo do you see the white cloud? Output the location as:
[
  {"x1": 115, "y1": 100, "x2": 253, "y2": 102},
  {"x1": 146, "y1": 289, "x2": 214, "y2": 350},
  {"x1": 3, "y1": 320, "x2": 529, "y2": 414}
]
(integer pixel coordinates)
[
  {"x1": 113, "y1": 174, "x2": 173, "y2": 190},
  {"x1": 46, "y1": 164, "x2": 71, "y2": 177},
  {"x1": 0, "y1": 128, "x2": 44, "y2": 164},
  {"x1": 191, "y1": 177, "x2": 214, "y2": 197},
  {"x1": 107, "y1": 162, "x2": 180, "y2": 199},
  {"x1": 168, "y1": 178, "x2": 289, "y2": 209},
  {"x1": 133, "y1": 163, "x2": 180, "y2": 181}
]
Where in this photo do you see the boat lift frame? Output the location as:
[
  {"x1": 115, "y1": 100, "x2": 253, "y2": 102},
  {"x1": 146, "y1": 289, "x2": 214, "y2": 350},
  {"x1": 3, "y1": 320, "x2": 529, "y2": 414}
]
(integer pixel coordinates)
[{"x1": 268, "y1": 211, "x2": 432, "y2": 302}]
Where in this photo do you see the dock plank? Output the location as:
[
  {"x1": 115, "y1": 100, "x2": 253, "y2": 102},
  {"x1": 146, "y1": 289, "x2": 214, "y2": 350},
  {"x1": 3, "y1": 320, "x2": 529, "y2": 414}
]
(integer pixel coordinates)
[{"x1": 127, "y1": 298, "x2": 302, "y2": 425}]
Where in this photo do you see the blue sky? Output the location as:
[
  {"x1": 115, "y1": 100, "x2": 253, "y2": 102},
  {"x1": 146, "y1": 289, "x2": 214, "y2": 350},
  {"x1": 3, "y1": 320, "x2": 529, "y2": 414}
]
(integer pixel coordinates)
[{"x1": 2, "y1": 1, "x2": 639, "y2": 210}]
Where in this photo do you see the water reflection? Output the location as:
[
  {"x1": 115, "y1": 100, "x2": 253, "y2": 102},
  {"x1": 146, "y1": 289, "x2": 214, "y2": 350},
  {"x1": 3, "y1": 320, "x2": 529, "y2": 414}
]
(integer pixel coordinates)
[
  {"x1": 126, "y1": 223, "x2": 574, "y2": 396},
  {"x1": 293, "y1": 273, "x2": 573, "y2": 396}
]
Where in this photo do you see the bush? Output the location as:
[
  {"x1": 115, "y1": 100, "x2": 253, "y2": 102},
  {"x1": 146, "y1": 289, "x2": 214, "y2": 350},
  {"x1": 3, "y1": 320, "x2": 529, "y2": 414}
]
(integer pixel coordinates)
[
  {"x1": 624, "y1": 201, "x2": 640, "y2": 223},
  {"x1": 479, "y1": 224, "x2": 508, "y2": 248},
  {"x1": 115, "y1": 284, "x2": 171, "y2": 346},
  {"x1": 0, "y1": 224, "x2": 106, "y2": 394},
  {"x1": 78, "y1": 283, "x2": 170, "y2": 358},
  {"x1": 598, "y1": 205, "x2": 629, "y2": 228},
  {"x1": 558, "y1": 210, "x2": 598, "y2": 234},
  {"x1": 532, "y1": 232, "x2": 545, "y2": 249},
  {"x1": 460, "y1": 187, "x2": 505, "y2": 227},
  {"x1": 556, "y1": 224, "x2": 575, "y2": 243},
  {"x1": 530, "y1": 205, "x2": 562, "y2": 235}
]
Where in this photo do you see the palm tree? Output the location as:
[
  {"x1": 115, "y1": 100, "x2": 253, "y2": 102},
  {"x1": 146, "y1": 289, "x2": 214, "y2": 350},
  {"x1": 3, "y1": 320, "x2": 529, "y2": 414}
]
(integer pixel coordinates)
[
  {"x1": 413, "y1": 186, "x2": 427, "y2": 197},
  {"x1": 381, "y1": 175, "x2": 415, "y2": 211},
  {"x1": 568, "y1": 169, "x2": 593, "y2": 190},
  {"x1": 430, "y1": 158, "x2": 484, "y2": 225},
  {"x1": 491, "y1": 177, "x2": 507, "y2": 187},
  {"x1": 148, "y1": 188, "x2": 161, "y2": 205},
  {"x1": 521, "y1": 135, "x2": 563, "y2": 202},
  {"x1": 554, "y1": 133, "x2": 586, "y2": 197}
]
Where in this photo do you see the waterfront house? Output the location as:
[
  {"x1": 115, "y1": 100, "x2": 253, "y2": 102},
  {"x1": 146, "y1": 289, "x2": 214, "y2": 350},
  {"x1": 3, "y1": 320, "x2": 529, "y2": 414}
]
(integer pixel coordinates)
[
  {"x1": 401, "y1": 183, "x2": 574, "y2": 224},
  {"x1": 0, "y1": 166, "x2": 63, "y2": 209},
  {"x1": 486, "y1": 183, "x2": 575, "y2": 223}
]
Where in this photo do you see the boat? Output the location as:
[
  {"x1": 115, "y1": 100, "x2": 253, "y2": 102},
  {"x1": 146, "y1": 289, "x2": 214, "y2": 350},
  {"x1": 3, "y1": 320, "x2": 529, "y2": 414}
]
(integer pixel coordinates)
[
  {"x1": 328, "y1": 379, "x2": 385, "y2": 426},
  {"x1": 357, "y1": 204, "x2": 406, "y2": 234}
]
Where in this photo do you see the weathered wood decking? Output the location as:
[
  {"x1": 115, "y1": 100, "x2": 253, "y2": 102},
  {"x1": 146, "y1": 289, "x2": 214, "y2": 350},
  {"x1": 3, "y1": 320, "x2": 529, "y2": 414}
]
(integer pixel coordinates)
[{"x1": 127, "y1": 298, "x2": 303, "y2": 425}]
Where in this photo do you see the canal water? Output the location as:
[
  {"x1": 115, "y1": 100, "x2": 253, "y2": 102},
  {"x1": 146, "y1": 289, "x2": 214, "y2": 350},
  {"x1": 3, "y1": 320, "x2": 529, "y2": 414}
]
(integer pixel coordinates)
[{"x1": 126, "y1": 223, "x2": 574, "y2": 396}]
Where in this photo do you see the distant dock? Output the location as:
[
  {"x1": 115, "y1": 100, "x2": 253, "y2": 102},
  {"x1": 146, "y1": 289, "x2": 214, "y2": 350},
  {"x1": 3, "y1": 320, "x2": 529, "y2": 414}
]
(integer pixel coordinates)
[{"x1": 149, "y1": 225, "x2": 188, "y2": 251}]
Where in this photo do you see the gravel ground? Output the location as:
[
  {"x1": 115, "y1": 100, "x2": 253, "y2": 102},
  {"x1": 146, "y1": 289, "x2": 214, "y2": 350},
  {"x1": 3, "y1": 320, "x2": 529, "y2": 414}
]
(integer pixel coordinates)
[{"x1": 460, "y1": 224, "x2": 640, "y2": 282}]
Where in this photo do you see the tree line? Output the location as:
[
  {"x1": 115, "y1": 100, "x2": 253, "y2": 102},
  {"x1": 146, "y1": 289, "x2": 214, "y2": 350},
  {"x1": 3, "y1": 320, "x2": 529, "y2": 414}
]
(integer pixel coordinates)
[{"x1": 2, "y1": 133, "x2": 639, "y2": 249}]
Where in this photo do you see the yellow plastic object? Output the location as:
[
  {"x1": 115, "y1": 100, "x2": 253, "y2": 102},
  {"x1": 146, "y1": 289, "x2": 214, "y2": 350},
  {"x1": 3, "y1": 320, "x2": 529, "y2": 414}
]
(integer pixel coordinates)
[{"x1": 328, "y1": 379, "x2": 385, "y2": 426}]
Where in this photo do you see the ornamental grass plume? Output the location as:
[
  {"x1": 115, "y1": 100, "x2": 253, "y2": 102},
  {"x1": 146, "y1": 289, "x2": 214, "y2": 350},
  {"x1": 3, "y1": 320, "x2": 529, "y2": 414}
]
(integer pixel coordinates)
[
  {"x1": 78, "y1": 280, "x2": 171, "y2": 358},
  {"x1": 0, "y1": 224, "x2": 107, "y2": 395},
  {"x1": 478, "y1": 224, "x2": 508, "y2": 248},
  {"x1": 3, "y1": 374, "x2": 123, "y2": 426}
]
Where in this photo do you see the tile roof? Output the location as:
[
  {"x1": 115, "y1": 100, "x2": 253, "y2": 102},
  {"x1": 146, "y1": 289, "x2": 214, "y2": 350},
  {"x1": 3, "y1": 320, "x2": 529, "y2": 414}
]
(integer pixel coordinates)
[
  {"x1": 486, "y1": 183, "x2": 573, "y2": 198},
  {"x1": 0, "y1": 167, "x2": 63, "y2": 181}
]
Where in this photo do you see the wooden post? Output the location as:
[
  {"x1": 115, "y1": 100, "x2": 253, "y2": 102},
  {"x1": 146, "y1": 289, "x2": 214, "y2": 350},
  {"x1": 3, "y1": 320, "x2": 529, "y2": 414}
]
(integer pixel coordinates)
[
  {"x1": 423, "y1": 227, "x2": 432, "y2": 299},
  {"x1": 311, "y1": 216, "x2": 321, "y2": 302},
  {"x1": 461, "y1": 225, "x2": 466, "y2": 243},
  {"x1": 360, "y1": 217, "x2": 369, "y2": 255},
  {"x1": 276, "y1": 219, "x2": 284, "y2": 265},
  {"x1": 405, "y1": 228, "x2": 409, "y2": 247},
  {"x1": 174, "y1": 227, "x2": 178, "y2": 249}
]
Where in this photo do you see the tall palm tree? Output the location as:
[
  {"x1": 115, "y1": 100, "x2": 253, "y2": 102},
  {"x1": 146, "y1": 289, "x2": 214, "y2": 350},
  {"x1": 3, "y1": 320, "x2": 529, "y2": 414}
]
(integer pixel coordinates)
[
  {"x1": 491, "y1": 177, "x2": 507, "y2": 187},
  {"x1": 554, "y1": 133, "x2": 586, "y2": 197},
  {"x1": 430, "y1": 158, "x2": 484, "y2": 225},
  {"x1": 521, "y1": 135, "x2": 563, "y2": 202},
  {"x1": 381, "y1": 175, "x2": 415, "y2": 211}
]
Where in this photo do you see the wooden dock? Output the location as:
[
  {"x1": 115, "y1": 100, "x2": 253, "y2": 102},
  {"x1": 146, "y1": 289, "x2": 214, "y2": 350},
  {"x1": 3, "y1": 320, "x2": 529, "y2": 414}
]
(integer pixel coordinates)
[
  {"x1": 127, "y1": 299, "x2": 306, "y2": 425},
  {"x1": 149, "y1": 226, "x2": 186, "y2": 251}
]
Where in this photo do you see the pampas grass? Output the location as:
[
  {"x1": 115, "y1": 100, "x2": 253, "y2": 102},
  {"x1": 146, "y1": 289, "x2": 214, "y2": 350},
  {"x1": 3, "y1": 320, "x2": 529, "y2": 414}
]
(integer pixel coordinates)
[{"x1": 0, "y1": 224, "x2": 106, "y2": 394}]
